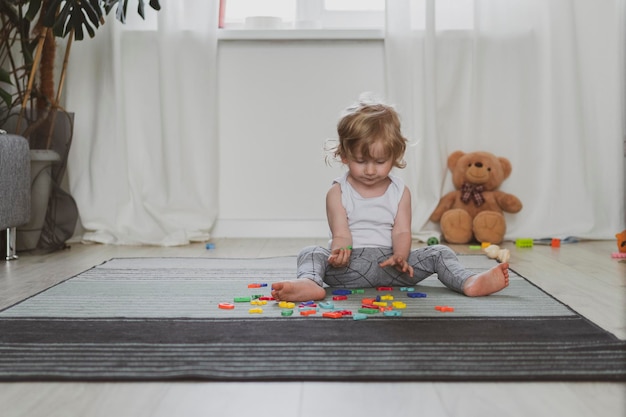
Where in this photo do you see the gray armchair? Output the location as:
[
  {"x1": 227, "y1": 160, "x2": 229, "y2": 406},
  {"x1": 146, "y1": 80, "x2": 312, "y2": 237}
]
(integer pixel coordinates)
[{"x1": 0, "y1": 130, "x2": 31, "y2": 260}]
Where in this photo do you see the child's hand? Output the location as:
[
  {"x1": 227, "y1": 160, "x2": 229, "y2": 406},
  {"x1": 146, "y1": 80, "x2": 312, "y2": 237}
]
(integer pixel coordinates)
[
  {"x1": 379, "y1": 255, "x2": 414, "y2": 277},
  {"x1": 328, "y1": 247, "x2": 352, "y2": 268}
]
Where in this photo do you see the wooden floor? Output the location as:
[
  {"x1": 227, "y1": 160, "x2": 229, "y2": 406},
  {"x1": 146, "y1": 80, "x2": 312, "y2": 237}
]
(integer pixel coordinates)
[{"x1": 0, "y1": 238, "x2": 624, "y2": 417}]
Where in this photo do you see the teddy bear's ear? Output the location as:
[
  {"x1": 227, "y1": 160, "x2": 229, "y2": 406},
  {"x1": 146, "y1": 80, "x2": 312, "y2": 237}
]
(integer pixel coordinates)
[
  {"x1": 447, "y1": 151, "x2": 465, "y2": 170},
  {"x1": 498, "y1": 157, "x2": 513, "y2": 179}
]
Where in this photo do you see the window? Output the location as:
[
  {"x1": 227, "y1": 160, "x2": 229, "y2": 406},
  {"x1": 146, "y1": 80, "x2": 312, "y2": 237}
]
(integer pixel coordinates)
[{"x1": 220, "y1": 0, "x2": 385, "y2": 29}]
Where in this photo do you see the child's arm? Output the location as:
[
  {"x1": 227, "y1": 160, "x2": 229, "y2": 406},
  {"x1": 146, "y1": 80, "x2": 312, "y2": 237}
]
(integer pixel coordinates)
[
  {"x1": 326, "y1": 183, "x2": 352, "y2": 267},
  {"x1": 379, "y1": 187, "x2": 414, "y2": 276},
  {"x1": 392, "y1": 187, "x2": 413, "y2": 258}
]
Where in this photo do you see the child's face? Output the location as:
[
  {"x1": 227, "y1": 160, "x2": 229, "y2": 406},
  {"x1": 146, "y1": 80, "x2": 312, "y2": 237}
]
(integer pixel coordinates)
[{"x1": 343, "y1": 141, "x2": 394, "y2": 188}]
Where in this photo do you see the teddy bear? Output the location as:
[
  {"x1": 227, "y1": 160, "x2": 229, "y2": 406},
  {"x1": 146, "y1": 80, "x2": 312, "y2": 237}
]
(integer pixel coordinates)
[{"x1": 429, "y1": 150, "x2": 522, "y2": 244}]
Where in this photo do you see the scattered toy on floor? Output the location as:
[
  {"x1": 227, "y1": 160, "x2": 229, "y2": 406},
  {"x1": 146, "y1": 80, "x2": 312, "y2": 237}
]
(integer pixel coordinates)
[
  {"x1": 483, "y1": 244, "x2": 511, "y2": 263},
  {"x1": 515, "y1": 238, "x2": 533, "y2": 248},
  {"x1": 224, "y1": 282, "x2": 447, "y2": 319},
  {"x1": 407, "y1": 292, "x2": 427, "y2": 298},
  {"x1": 533, "y1": 236, "x2": 578, "y2": 246}
]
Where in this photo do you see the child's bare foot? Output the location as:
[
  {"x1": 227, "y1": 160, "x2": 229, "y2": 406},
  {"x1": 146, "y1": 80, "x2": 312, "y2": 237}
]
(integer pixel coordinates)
[
  {"x1": 463, "y1": 263, "x2": 510, "y2": 297},
  {"x1": 271, "y1": 279, "x2": 326, "y2": 302}
]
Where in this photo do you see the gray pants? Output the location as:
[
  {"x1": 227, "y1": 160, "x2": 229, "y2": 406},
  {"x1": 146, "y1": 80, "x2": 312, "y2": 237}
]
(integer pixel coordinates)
[{"x1": 297, "y1": 245, "x2": 475, "y2": 294}]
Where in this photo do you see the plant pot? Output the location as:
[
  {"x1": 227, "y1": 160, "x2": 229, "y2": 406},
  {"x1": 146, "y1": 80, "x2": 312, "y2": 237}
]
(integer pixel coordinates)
[{"x1": 16, "y1": 149, "x2": 61, "y2": 251}]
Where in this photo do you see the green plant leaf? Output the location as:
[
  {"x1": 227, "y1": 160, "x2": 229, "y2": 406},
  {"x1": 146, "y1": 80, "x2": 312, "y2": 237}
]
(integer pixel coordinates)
[
  {"x1": 68, "y1": 6, "x2": 86, "y2": 40},
  {"x1": 0, "y1": 1, "x2": 21, "y2": 26},
  {"x1": 81, "y1": 1, "x2": 102, "y2": 30},
  {"x1": 0, "y1": 88, "x2": 12, "y2": 108},
  {"x1": 137, "y1": 0, "x2": 144, "y2": 19},
  {"x1": 51, "y1": 1, "x2": 72, "y2": 38},
  {"x1": 0, "y1": 67, "x2": 12, "y2": 84},
  {"x1": 103, "y1": 0, "x2": 118, "y2": 15},
  {"x1": 0, "y1": 66, "x2": 12, "y2": 108},
  {"x1": 41, "y1": 0, "x2": 107, "y2": 40},
  {"x1": 25, "y1": 0, "x2": 42, "y2": 21},
  {"x1": 23, "y1": 39, "x2": 38, "y2": 65},
  {"x1": 102, "y1": 1, "x2": 161, "y2": 23},
  {"x1": 43, "y1": 0, "x2": 63, "y2": 28},
  {"x1": 116, "y1": 0, "x2": 129, "y2": 24}
]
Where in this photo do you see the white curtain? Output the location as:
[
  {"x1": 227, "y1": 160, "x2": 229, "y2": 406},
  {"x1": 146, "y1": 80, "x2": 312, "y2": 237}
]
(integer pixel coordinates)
[
  {"x1": 386, "y1": 0, "x2": 625, "y2": 241},
  {"x1": 65, "y1": 0, "x2": 219, "y2": 245}
]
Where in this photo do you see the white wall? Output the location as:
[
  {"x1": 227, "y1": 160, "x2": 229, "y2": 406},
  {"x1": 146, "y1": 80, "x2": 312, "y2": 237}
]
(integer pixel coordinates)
[{"x1": 214, "y1": 39, "x2": 385, "y2": 237}]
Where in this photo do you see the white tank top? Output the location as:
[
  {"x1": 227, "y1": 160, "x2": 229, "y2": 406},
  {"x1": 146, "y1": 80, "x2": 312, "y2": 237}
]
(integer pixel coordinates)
[{"x1": 333, "y1": 172, "x2": 405, "y2": 248}]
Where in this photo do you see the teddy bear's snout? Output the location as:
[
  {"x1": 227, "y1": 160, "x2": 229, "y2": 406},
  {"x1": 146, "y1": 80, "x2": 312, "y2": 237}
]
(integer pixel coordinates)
[
  {"x1": 468, "y1": 162, "x2": 485, "y2": 170},
  {"x1": 466, "y1": 163, "x2": 490, "y2": 183}
]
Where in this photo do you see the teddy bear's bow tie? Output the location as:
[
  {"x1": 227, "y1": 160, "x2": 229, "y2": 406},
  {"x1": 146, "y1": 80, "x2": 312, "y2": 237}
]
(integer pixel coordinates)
[{"x1": 461, "y1": 183, "x2": 485, "y2": 206}]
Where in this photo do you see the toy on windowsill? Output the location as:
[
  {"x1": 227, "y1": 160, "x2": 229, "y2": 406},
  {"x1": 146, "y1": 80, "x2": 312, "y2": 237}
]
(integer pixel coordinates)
[{"x1": 483, "y1": 244, "x2": 510, "y2": 263}]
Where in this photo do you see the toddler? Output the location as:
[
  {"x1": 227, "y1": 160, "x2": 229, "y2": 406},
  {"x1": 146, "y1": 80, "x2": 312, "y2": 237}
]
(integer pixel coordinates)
[{"x1": 271, "y1": 97, "x2": 509, "y2": 302}]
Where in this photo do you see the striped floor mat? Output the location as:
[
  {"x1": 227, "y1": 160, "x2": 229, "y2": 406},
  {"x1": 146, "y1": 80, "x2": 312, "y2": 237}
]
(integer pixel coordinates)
[
  {"x1": 0, "y1": 256, "x2": 623, "y2": 382},
  {"x1": 0, "y1": 256, "x2": 573, "y2": 319}
]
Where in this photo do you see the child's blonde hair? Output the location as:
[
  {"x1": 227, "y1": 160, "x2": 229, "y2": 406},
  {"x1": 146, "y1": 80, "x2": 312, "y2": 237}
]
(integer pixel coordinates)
[{"x1": 332, "y1": 96, "x2": 407, "y2": 169}]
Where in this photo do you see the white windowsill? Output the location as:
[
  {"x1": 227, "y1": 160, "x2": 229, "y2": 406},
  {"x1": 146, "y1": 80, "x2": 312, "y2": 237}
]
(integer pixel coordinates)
[{"x1": 218, "y1": 28, "x2": 385, "y2": 41}]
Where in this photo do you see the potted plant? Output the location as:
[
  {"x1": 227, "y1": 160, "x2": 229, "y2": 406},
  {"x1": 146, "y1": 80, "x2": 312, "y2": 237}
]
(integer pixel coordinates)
[{"x1": 0, "y1": 0, "x2": 161, "y2": 251}]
